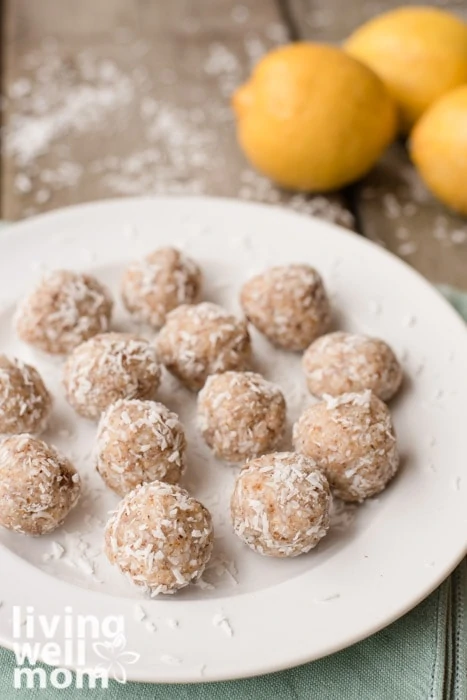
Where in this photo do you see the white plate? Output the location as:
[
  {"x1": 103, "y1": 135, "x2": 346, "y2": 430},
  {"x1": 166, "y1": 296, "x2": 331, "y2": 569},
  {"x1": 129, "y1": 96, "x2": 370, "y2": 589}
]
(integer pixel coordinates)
[{"x1": 0, "y1": 196, "x2": 466, "y2": 684}]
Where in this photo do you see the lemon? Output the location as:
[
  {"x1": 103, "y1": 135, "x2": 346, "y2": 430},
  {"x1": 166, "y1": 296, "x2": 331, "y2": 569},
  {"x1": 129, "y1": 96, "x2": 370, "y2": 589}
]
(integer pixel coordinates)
[
  {"x1": 344, "y1": 6, "x2": 467, "y2": 133},
  {"x1": 232, "y1": 43, "x2": 396, "y2": 192},
  {"x1": 410, "y1": 85, "x2": 467, "y2": 215}
]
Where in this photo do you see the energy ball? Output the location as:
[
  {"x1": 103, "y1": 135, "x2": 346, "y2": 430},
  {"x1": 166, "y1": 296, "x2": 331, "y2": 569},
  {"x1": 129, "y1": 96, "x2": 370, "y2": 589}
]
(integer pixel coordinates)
[
  {"x1": 15, "y1": 270, "x2": 113, "y2": 355},
  {"x1": 0, "y1": 435, "x2": 81, "y2": 536},
  {"x1": 63, "y1": 333, "x2": 161, "y2": 420},
  {"x1": 240, "y1": 264, "x2": 331, "y2": 351},
  {"x1": 293, "y1": 390, "x2": 399, "y2": 502},
  {"x1": 121, "y1": 247, "x2": 202, "y2": 329},
  {"x1": 95, "y1": 399, "x2": 186, "y2": 496},
  {"x1": 104, "y1": 481, "x2": 214, "y2": 595},
  {"x1": 231, "y1": 452, "x2": 331, "y2": 557},
  {"x1": 156, "y1": 302, "x2": 251, "y2": 391},
  {"x1": 303, "y1": 331, "x2": 402, "y2": 401},
  {"x1": 0, "y1": 355, "x2": 52, "y2": 435},
  {"x1": 198, "y1": 371, "x2": 286, "y2": 462}
]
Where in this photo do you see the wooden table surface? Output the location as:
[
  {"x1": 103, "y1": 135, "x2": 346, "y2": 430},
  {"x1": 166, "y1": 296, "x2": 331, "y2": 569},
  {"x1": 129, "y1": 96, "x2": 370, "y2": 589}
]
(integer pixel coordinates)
[{"x1": 1, "y1": 0, "x2": 466, "y2": 286}]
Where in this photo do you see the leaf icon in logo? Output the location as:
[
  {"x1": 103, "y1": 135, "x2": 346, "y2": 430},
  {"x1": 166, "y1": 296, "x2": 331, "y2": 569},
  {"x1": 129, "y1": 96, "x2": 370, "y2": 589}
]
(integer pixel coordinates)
[{"x1": 92, "y1": 633, "x2": 140, "y2": 684}]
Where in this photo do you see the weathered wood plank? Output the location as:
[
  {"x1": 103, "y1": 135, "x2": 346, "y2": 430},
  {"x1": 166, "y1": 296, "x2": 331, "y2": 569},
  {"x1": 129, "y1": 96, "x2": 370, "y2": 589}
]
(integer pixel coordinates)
[
  {"x1": 287, "y1": 0, "x2": 467, "y2": 286},
  {"x1": 1, "y1": 0, "x2": 353, "y2": 230},
  {"x1": 287, "y1": 0, "x2": 467, "y2": 43}
]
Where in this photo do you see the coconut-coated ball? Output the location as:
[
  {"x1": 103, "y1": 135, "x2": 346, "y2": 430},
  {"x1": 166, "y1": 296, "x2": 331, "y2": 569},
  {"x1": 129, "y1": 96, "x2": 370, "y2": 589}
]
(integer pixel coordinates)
[
  {"x1": 155, "y1": 302, "x2": 251, "y2": 391},
  {"x1": 293, "y1": 390, "x2": 399, "y2": 502},
  {"x1": 63, "y1": 333, "x2": 161, "y2": 420},
  {"x1": 303, "y1": 331, "x2": 402, "y2": 400},
  {"x1": 104, "y1": 481, "x2": 214, "y2": 595},
  {"x1": 0, "y1": 435, "x2": 81, "y2": 535},
  {"x1": 121, "y1": 247, "x2": 202, "y2": 329},
  {"x1": 95, "y1": 399, "x2": 186, "y2": 496},
  {"x1": 231, "y1": 452, "x2": 331, "y2": 557},
  {"x1": 15, "y1": 270, "x2": 113, "y2": 355},
  {"x1": 240, "y1": 264, "x2": 331, "y2": 351},
  {"x1": 197, "y1": 371, "x2": 286, "y2": 462},
  {"x1": 0, "y1": 355, "x2": 52, "y2": 435}
]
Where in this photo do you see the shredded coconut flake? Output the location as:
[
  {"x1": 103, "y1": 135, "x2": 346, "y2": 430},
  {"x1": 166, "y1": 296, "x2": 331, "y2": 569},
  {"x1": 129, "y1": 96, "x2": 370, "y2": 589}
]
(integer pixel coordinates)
[
  {"x1": 160, "y1": 654, "x2": 182, "y2": 666},
  {"x1": 212, "y1": 612, "x2": 234, "y2": 637}
]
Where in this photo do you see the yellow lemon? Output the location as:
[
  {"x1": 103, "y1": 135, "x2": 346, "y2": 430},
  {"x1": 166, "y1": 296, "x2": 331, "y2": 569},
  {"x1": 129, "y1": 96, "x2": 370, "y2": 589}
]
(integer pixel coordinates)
[
  {"x1": 344, "y1": 6, "x2": 467, "y2": 133},
  {"x1": 410, "y1": 85, "x2": 467, "y2": 215},
  {"x1": 232, "y1": 43, "x2": 396, "y2": 192}
]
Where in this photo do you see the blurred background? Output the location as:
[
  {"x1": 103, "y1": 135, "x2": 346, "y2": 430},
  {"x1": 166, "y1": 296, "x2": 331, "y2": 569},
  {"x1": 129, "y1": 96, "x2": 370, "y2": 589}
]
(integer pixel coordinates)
[{"x1": 1, "y1": 0, "x2": 466, "y2": 286}]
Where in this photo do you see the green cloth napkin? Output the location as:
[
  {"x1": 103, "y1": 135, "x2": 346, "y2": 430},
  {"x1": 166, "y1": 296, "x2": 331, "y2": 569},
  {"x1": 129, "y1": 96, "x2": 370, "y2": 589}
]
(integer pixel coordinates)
[{"x1": 0, "y1": 287, "x2": 466, "y2": 700}]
